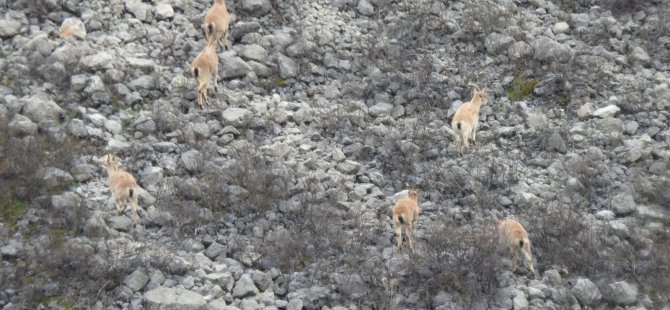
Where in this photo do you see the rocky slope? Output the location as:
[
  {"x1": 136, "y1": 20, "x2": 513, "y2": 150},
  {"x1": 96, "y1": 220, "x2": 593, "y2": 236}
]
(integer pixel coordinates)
[{"x1": 1, "y1": 0, "x2": 669, "y2": 309}]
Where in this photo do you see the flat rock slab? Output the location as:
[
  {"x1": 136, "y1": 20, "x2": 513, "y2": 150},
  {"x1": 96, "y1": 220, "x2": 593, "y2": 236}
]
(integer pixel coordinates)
[{"x1": 145, "y1": 287, "x2": 206, "y2": 310}]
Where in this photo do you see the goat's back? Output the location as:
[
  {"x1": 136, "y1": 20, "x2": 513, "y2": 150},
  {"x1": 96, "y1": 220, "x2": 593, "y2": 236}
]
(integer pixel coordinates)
[{"x1": 498, "y1": 219, "x2": 529, "y2": 244}]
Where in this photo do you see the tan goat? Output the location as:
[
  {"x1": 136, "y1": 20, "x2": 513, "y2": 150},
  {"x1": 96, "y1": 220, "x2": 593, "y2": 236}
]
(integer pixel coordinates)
[
  {"x1": 392, "y1": 190, "x2": 420, "y2": 253},
  {"x1": 497, "y1": 218, "x2": 535, "y2": 274},
  {"x1": 451, "y1": 84, "x2": 488, "y2": 154},
  {"x1": 190, "y1": 43, "x2": 219, "y2": 108},
  {"x1": 99, "y1": 154, "x2": 141, "y2": 224},
  {"x1": 204, "y1": 0, "x2": 231, "y2": 50}
]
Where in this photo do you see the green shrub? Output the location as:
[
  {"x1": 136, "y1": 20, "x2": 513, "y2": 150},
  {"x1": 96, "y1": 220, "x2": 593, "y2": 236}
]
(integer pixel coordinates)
[{"x1": 506, "y1": 73, "x2": 539, "y2": 102}]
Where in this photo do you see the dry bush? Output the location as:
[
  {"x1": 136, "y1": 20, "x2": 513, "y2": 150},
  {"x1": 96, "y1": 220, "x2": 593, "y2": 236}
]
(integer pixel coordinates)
[
  {"x1": 634, "y1": 172, "x2": 670, "y2": 207},
  {"x1": 525, "y1": 203, "x2": 604, "y2": 276},
  {"x1": 436, "y1": 156, "x2": 518, "y2": 210},
  {"x1": 259, "y1": 181, "x2": 392, "y2": 307},
  {"x1": 461, "y1": 0, "x2": 517, "y2": 34},
  {"x1": 565, "y1": 155, "x2": 613, "y2": 204},
  {"x1": 217, "y1": 144, "x2": 293, "y2": 216},
  {"x1": 403, "y1": 219, "x2": 501, "y2": 306},
  {"x1": 525, "y1": 201, "x2": 670, "y2": 303},
  {"x1": 4, "y1": 236, "x2": 142, "y2": 308},
  {"x1": 602, "y1": 0, "x2": 645, "y2": 16}
]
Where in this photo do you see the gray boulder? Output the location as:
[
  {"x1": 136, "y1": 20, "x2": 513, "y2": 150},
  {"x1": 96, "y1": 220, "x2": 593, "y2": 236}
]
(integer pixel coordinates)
[
  {"x1": 571, "y1": 278, "x2": 601, "y2": 306},
  {"x1": 532, "y1": 36, "x2": 572, "y2": 63},
  {"x1": 485, "y1": 33, "x2": 515, "y2": 53},
  {"x1": 125, "y1": 269, "x2": 150, "y2": 292},
  {"x1": 52, "y1": 192, "x2": 81, "y2": 209},
  {"x1": 241, "y1": 0, "x2": 272, "y2": 16},
  {"x1": 508, "y1": 41, "x2": 533, "y2": 60},
  {"x1": 42, "y1": 167, "x2": 73, "y2": 189},
  {"x1": 606, "y1": 281, "x2": 637, "y2": 305},
  {"x1": 278, "y1": 54, "x2": 298, "y2": 79},
  {"x1": 357, "y1": 0, "x2": 375, "y2": 16},
  {"x1": 21, "y1": 96, "x2": 64, "y2": 123},
  {"x1": 145, "y1": 287, "x2": 206, "y2": 310},
  {"x1": 125, "y1": 0, "x2": 154, "y2": 21},
  {"x1": 8, "y1": 114, "x2": 37, "y2": 136},
  {"x1": 222, "y1": 108, "x2": 251, "y2": 127},
  {"x1": 610, "y1": 192, "x2": 637, "y2": 216},
  {"x1": 0, "y1": 17, "x2": 22, "y2": 37},
  {"x1": 232, "y1": 274, "x2": 259, "y2": 299},
  {"x1": 368, "y1": 102, "x2": 393, "y2": 117},
  {"x1": 240, "y1": 44, "x2": 268, "y2": 62},
  {"x1": 81, "y1": 52, "x2": 114, "y2": 70},
  {"x1": 181, "y1": 150, "x2": 204, "y2": 173},
  {"x1": 1, "y1": 239, "x2": 23, "y2": 258},
  {"x1": 252, "y1": 271, "x2": 273, "y2": 291},
  {"x1": 221, "y1": 56, "x2": 252, "y2": 79}
]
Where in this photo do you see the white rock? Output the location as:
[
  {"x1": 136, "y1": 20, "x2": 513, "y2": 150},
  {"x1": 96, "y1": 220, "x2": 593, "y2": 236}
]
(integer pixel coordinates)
[
  {"x1": 552, "y1": 22, "x2": 569, "y2": 34},
  {"x1": 155, "y1": 3, "x2": 174, "y2": 20},
  {"x1": 592, "y1": 104, "x2": 620, "y2": 118},
  {"x1": 59, "y1": 18, "x2": 86, "y2": 39},
  {"x1": 145, "y1": 287, "x2": 206, "y2": 310}
]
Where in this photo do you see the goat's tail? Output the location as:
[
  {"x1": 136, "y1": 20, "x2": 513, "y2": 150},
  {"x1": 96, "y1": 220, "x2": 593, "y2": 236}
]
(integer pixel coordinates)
[
  {"x1": 206, "y1": 23, "x2": 215, "y2": 36},
  {"x1": 129, "y1": 188, "x2": 135, "y2": 199},
  {"x1": 397, "y1": 215, "x2": 405, "y2": 225},
  {"x1": 456, "y1": 122, "x2": 461, "y2": 130},
  {"x1": 193, "y1": 67, "x2": 200, "y2": 78},
  {"x1": 519, "y1": 239, "x2": 524, "y2": 247}
]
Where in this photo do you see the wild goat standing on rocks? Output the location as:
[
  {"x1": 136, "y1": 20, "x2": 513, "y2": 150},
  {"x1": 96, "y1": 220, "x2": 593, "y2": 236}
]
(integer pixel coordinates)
[
  {"x1": 392, "y1": 190, "x2": 420, "y2": 253},
  {"x1": 204, "y1": 0, "x2": 231, "y2": 50},
  {"x1": 497, "y1": 218, "x2": 535, "y2": 274},
  {"x1": 451, "y1": 84, "x2": 488, "y2": 154},
  {"x1": 191, "y1": 43, "x2": 219, "y2": 107},
  {"x1": 99, "y1": 154, "x2": 141, "y2": 224}
]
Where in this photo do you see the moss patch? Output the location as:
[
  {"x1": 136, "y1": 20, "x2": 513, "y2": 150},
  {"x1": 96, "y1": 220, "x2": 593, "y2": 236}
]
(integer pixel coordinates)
[{"x1": 506, "y1": 73, "x2": 539, "y2": 102}]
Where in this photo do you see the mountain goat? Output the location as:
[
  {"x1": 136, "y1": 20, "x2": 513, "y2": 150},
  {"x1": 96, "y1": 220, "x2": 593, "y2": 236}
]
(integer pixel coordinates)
[
  {"x1": 204, "y1": 0, "x2": 231, "y2": 50},
  {"x1": 392, "y1": 190, "x2": 420, "y2": 253},
  {"x1": 451, "y1": 84, "x2": 488, "y2": 154},
  {"x1": 190, "y1": 43, "x2": 219, "y2": 107},
  {"x1": 99, "y1": 154, "x2": 141, "y2": 224},
  {"x1": 498, "y1": 218, "x2": 535, "y2": 274}
]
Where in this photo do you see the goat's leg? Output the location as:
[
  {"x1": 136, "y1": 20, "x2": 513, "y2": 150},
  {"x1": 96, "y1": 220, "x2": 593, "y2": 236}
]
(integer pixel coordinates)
[
  {"x1": 407, "y1": 226, "x2": 414, "y2": 254},
  {"x1": 511, "y1": 247, "x2": 520, "y2": 272},
  {"x1": 393, "y1": 222, "x2": 403, "y2": 250},
  {"x1": 522, "y1": 242, "x2": 535, "y2": 273}
]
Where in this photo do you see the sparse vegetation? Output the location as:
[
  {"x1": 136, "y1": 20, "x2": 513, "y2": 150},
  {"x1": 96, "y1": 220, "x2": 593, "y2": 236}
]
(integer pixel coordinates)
[
  {"x1": 506, "y1": 73, "x2": 539, "y2": 102},
  {"x1": 404, "y1": 219, "x2": 501, "y2": 306}
]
